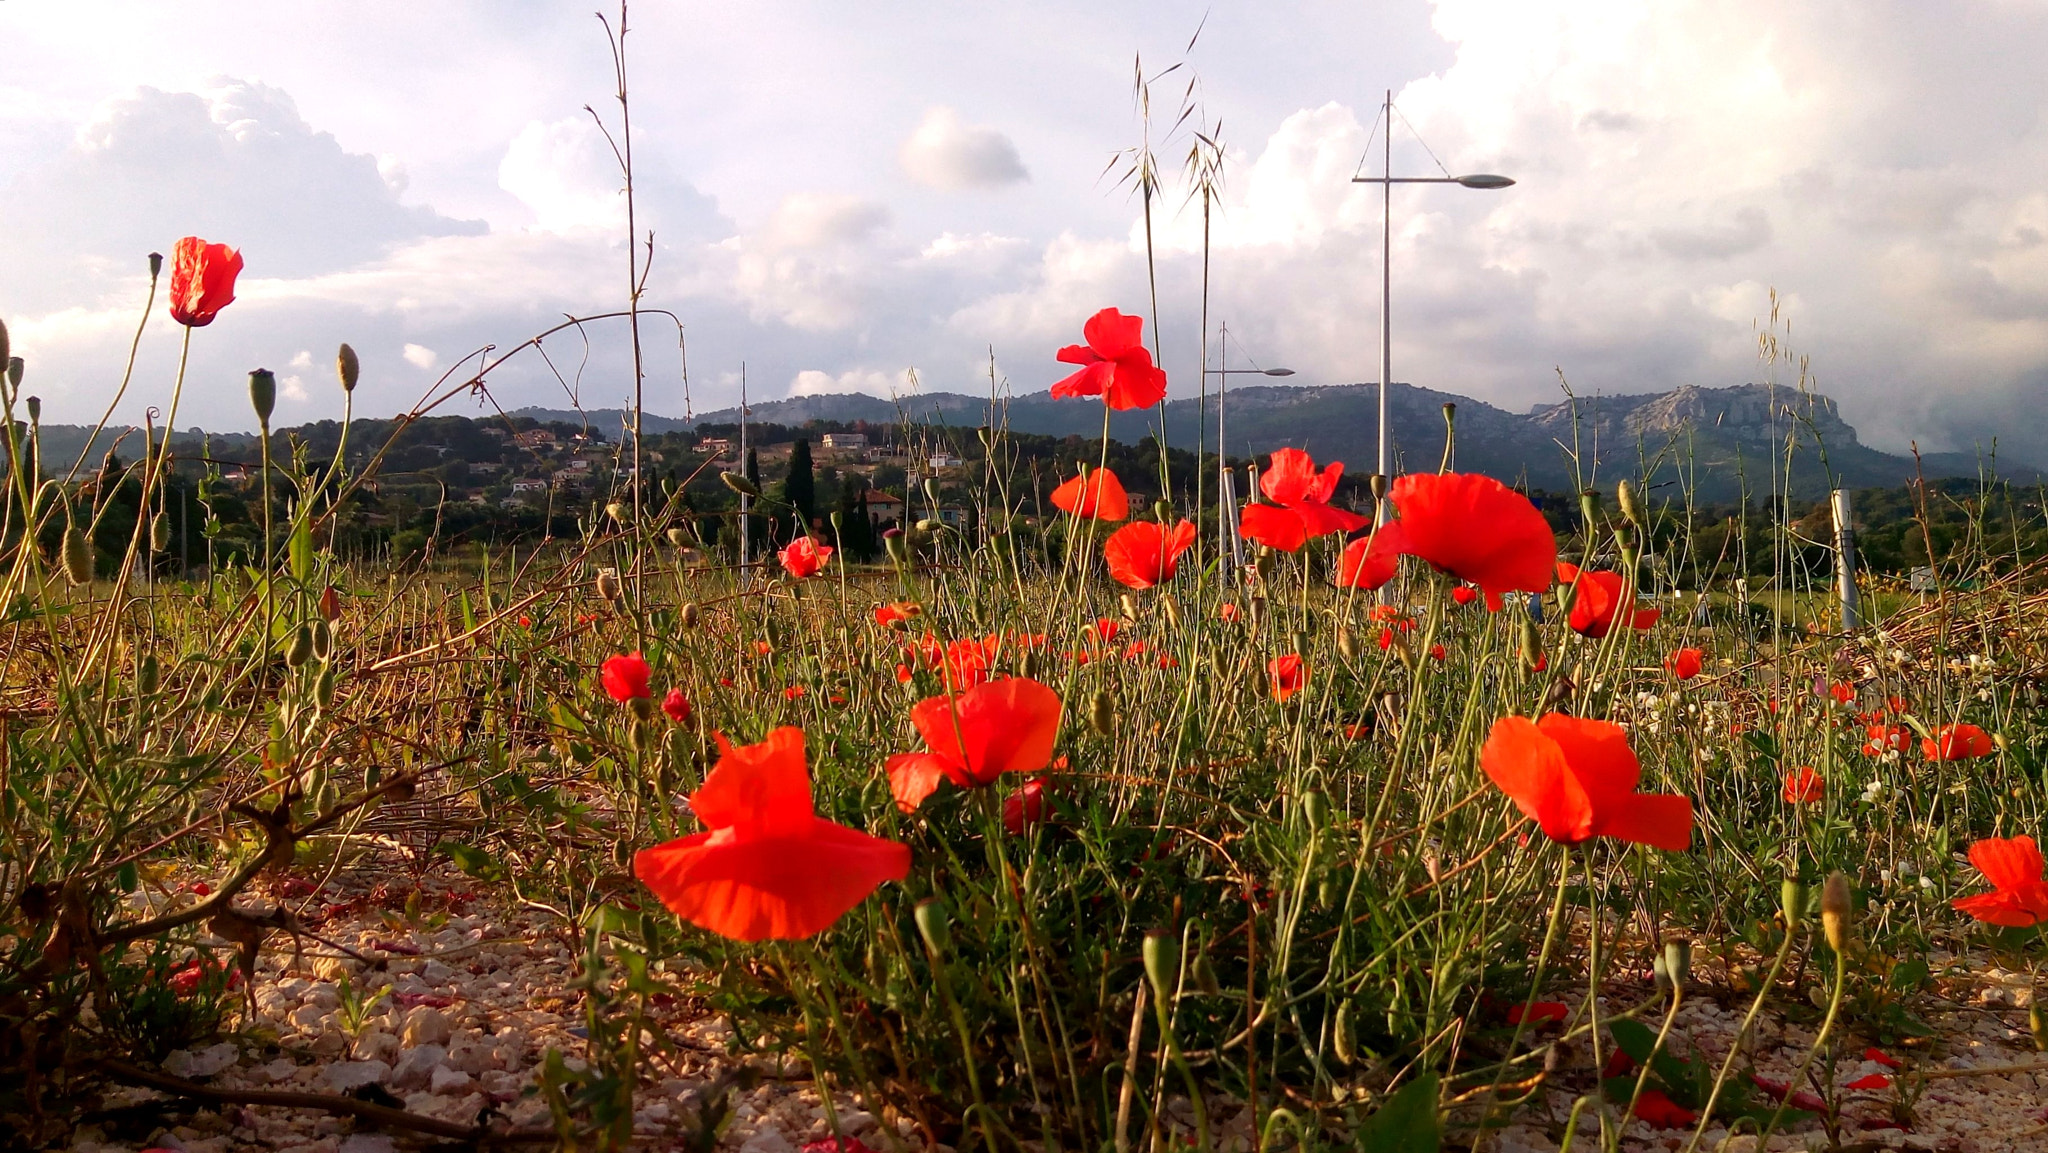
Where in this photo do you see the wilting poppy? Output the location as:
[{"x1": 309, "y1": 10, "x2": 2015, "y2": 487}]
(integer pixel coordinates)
[
  {"x1": 1479, "y1": 713, "x2": 1693, "y2": 850},
  {"x1": 1950, "y1": 835, "x2": 2048, "y2": 928},
  {"x1": 1267, "y1": 654, "x2": 1307, "y2": 703},
  {"x1": 780, "y1": 537, "x2": 834, "y2": 579},
  {"x1": 1557, "y1": 563, "x2": 1660, "y2": 638},
  {"x1": 1844, "y1": 1074, "x2": 1891, "y2": 1091},
  {"x1": 1923, "y1": 723, "x2": 1995, "y2": 761},
  {"x1": 168, "y1": 236, "x2": 243, "y2": 328},
  {"x1": 1050, "y1": 467, "x2": 1130, "y2": 521},
  {"x1": 1103, "y1": 519, "x2": 1197, "y2": 589},
  {"x1": 885, "y1": 677, "x2": 1063, "y2": 812},
  {"x1": 601, "y1": 652, "x2": 652, "y2": 702},
  {"x1": 1507, "y1": 1001, "x2": 1569, "y2": 1025},
  {"x1": 1364, "y1": 473, "x2": 1556, "y2": 610},
  {"x1": 1003, "y1": 778, "x2": 1051, "y2": 836},
  {"x1": 1863, "y1": 723, "x2": 1910, "y2": 756},
  {"x1": 1050, "y1": 308, "x2": 1168, "y2": 410},
  {"x1": 1865, "y1": 1048, "x2": 1902, "y2": 1069},
  {"x1": 635, "y1": 727, "x2": 910, "y2": 941},
  {"x1": 1628, "y1": 1090, "x2": 1697, "y2": 1129},
  {"x1": 1782, "y1": 766, "x2": 1824, "y2": 804},
  {"x1": 874, "y1": 602, "x2": 920, "y2": 628},
  {"x1": 1238, "y1": 448, "x2": 1371, "y2": 552},
  {"x1": 1665, "y1": 647, "x2": 1704, "y2": 681},
  {"x1": 1336, "y1": 531, "x2": 1399, "y2": 590},
  {"x1": 662, "y1": 689, "x2": 693, "y2": 725}
]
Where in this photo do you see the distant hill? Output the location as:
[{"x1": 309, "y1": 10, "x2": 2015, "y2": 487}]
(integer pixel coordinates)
[{"x1": 644, "y1": 382, "x2": 2023, "y2": 501}]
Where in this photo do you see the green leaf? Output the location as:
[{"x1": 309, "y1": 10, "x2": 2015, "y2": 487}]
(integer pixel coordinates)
[
  {"x1": 1357, "y1": 1071, "x2": 1440, "y2": 1153},
  {"x1": 435, "y1": 840, "x2": 507, "y2": 882},
  {"x1": 289, "y1": 516, "x2": 313, "y2": 582}
]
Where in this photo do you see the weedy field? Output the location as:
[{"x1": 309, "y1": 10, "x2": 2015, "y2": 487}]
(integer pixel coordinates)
[{"x1": 4, "y1": 240, "x2": 2048, "y2": 1153}]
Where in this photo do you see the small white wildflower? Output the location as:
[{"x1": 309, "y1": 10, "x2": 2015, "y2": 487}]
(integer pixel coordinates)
[
  {"x1": 1861, "y1": 778, "x2": 1887, "y2": 803},
  {"x1": 1919, "y1": 875, "x2": 1936, "y2": 892}
]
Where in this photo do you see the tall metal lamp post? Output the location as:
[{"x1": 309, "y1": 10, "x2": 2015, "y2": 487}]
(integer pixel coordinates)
[
  {"x1": 1207, "y1": 322, "x2": 1293, "y2": 572},
  {"x1": 1350, "y1": 89, "x2": 1513, "y2": 522}
]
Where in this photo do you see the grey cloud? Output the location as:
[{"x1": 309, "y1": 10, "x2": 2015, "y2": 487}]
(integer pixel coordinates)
[
  {"x1": 1651, "y1": 207, "x2": 1773, "y2": 260},
  {"x1": 899, "y1": 107, "x2": 1029, "y2": 191}
]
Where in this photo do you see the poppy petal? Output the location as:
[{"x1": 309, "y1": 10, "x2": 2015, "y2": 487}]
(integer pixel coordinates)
[
  {"x1": 1051, "y1": 361, "x2": 1114, "y2": 399},
  {"x1": 1239, "y1": 504, "x2": 1309, "y2": 552},
  {"x1": 1592, "y1": 792, "x2": 1694, "y2": 851},
  {"x1": 689, "y1": 727, "x2": 814, "y2": 838},
  {"x1": 885, "y1": 752, "x2": 956, "y2": 812},
  {"x1": 634, "y1": 822, "x2": 910, "y2": 942},
  {"x1": 1082, "y1": 307, "x2": 1146, "y2": 358},
  {"x1": 1480, "y1": 716, "x2": 1596, "y2": 843}
]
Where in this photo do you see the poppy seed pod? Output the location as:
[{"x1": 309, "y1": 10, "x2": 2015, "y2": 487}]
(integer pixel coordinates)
[
  {"x1": 1368, "y1": 473, "x2": 1388, "y2": 501},
  {"x1": 61, "y1": 524, "x2": 93, "y2": 585},
  {"x1": 136, "y1": 654, "x2": 160, "y2": 697},
  {"x1": 7, "y1": 358, "x2": 21, "y2": 390},
  {"x1": 336, "y1": 343, "x2": 360, "y2": 392},
  {"x1": 1781, "y1": 877, "x2": 1807, "y2": 929},
  {"x1": 1142, "y1": 929, "x2": 1179, "y2": 1005},
  {"x1": 151, "y1": 510, "x2": 171, "y2": 552},
  {"x1": 25, "y1": 394, "x2": 39, "y2": 422},
  {"x1": 248, "y1": 369, "x2": 276, "y2": 426},
  {"x1": 1579, "y1": 488, "x2": 1601, "y2": 526},
  {"x1": 1820, "y1": 871, "x2": 1853, "y2": 953},
  {"x1": 1090, "y1": 689, "x2": 1116, "y2": 736},
  {"x1": 719, "y1": 471, "x2": 760, "y2": 498},
  {"x1": 914, "y1": 898, "x2": 951, "y2": 957},
  {"x1": 595, "y1": 568, "x2": 621, "y2": 601},
  {"x1": 0, "y1": 317, "x2": 8, "y2": 371},
  {"x1": 148, "y1": 251, "x2": 164, "y2": 278}
]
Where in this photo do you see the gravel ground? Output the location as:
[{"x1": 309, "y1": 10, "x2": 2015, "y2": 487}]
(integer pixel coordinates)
[{"x1": 64, "y1": 867, "x2": 2047, "y2": 1153}]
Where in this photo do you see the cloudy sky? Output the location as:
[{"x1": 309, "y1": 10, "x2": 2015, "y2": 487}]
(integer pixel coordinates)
[{"x1": 3, "y1": 1, "x2": 2046, "y2": 464}]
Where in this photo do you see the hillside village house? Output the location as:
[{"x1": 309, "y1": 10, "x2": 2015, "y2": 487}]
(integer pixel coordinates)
[
  {"x1": 862, "y1": 490, "x2": 904, "y2": 527},
  {"x1": 821, "y1": 432, "x2": 867, "y2": 450}
]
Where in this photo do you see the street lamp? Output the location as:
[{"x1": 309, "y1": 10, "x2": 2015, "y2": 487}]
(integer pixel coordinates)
[
  {"x1": 1205, "y1": 321, "x2": 1294, "y2": 571},
  {"x1": 1350, "y1": 89, "x2": 1514, "y2": 522}
]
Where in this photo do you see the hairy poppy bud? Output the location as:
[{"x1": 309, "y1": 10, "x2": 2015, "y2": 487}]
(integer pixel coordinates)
[
  {"x1": 595, "y1": 568, "x2": 621, "y2": 601},
  {"x1": 311, "y1": 618, "x2": 333, "y2": 661},
  {"x1": 679, "y1": 601, "x2": 700, "y2": 629},
  {"x1": 61, "y1": 524, "x2": 93, "y2": 585},
  {"x1": 1090, "y1": 690, "x2": 1116, "y2": 736},
  {"x1": 1518, "y1": 612, "x2": 1542, "y2": 671},
  {"x1": 1301, "y1": 789, "x2": 1331, "y2": 830},
  {"x1": 1332, "y1": 999, "x2": 1358, "y2": 1066},
  {"x1": 1820, "y1": 871, "x2": 1853, "y2": 953},
  {"x1": 884, "y1": 532, "x2": 909, "y2": 566},
  {"x1": 1616, "y1": 478, "x2": 1644, "y2": 528},
  {"x1": 720, "y1": 471, "x2": 760, "y2": 498},
  {"x1": 605, "y1": 501, "x2": 629, "y2": 525},
  {"x1": 1337, "y1": 628, "x2": 1359, "y2": 661},
  {"x1": 336, "y1": 343, "x2": 360, "y2": 393},
  {"x1": 1781, "y1": 877, "x2": 1807, "y2": 929},
  {"x1": 315, "y1": 663, "x2": 337, "y2": 709},
  {"x1": 285, "y1": 623, "x2": 315, "y2": 668},
  {"x1": 914, "y1": 898, "x2": 951, "y2": 957},
  {"x1": 1152, "y1": 498, "x2": 1174, "y2": 524},
  {"x1": 1664, "y1": 939, "x2": 1692, "y2": 994},
  {"x1": 151, "y1": 510, "x2": 171, "y2": 552},
  {"x1": 1142, "y1": 929, "x2": 1179, "y2": 1005},
  {"x1": 916, "y1": 517, "x2": 942, "y2": 534},
  {"x1": 137, "y1": 654, "x2": 161, "y2": 697},
  {"x1": 249, "y1": 369, "x2": 276, "y2": 426}
]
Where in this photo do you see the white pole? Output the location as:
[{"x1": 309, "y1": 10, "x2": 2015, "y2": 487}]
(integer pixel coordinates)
[
  {"x1": 1832, "y1": 488, "x2": 1860, "y2": 630},
  {"x1": 1377, "y1": 88, "x2": 1393, "y2": 526},
  {"x1": 1217, "y1": 323, "x2": 1230, "y2": 571},
  {"x1": 737, "y1": 364, "x2": 750, "y2": 571}
]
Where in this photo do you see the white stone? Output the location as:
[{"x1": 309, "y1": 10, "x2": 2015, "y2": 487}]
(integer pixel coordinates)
[
  {"x1": 304, "y1": 981, "x2": 340, "y2": 1009},
  {"x1": 401, "y1": 1006, "x2": 453, "y2": 1047},
  {"x1": 162, "y1": 1042, "x2": 240, "y2": 1079},
  {"x1": 738, "y1": 1128, "x2": 799, "y2": 1153},
  {"x1": 321, "y1": 1060, "x2": 391, "y2": 1093},
  {"x1": 390, "y1": 1043, "x2": 448, "y2": 1090},
  {"x1": 289, "y1": 1003, "x2": 330, "y2": 1030},
  {"x1": 429, "y1": 1065, "x2": 474, "y2": 1095},
  {"x1": 422, "y1": 959, "x2": 456, "y2": 985},
  {"x1": 356, "y1": 1029, "x2": 400, "y2": 1064}
]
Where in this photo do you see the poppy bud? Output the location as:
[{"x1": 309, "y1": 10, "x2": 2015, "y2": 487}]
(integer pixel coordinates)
[
  {"x1": 1337, "y1": 628, "x2": 1359, "y2": 661},
  {"x1": 2031, "y1": 1001, "x2": 2045, "y2": 1053},
  {"x1": 336, "y1": 343, "x2": 360, "y2": 393},
  {"x1": 720, "y1": 471, "x2": 760, "y2": 498},
  {"x1": 151, "y1": 510, "x2": 171, "y2": 552},
  {"x1": 914, "y1": 898, "x2": 951, "y2": 957},
  {"x1": 315, "y1": 663, "x2": 337, "y2": 709},
  {"x1": 595, "y1": 568, "x2": 621, "y2": 601},
  {"x1": 1663, "y1": 939, "x2": 1691, "y2": 994},
  {"x1": 25, "y1": 394, "x2": 39, "y2": 422},
  {"x1": 916, "y1": 517, "x2": 942, "y2": 534},
  {"x1": 666, "y1": 527, "x2": 689, "y2": 547},
  {"x1": 137, "y1": 654, "x2": 160, "y2": 697},
  {"x1": 1781, "y1": 877, "x2": 1807, "y2": 929},
  {"x1": 311, "y1": 618, "x2": 333, "y2": 661},
  {"x1": 1301, "y1": 789, "x2": 1331, "y2": 830},
  {"x1": 1090, "y1": 690, "x2": 1116, "y2": 736},
  {"x1": 1332, "y1": 999, "x2": 1357, "y2": 1066},
  {"x1": 1579, "y1": 487, "x2": 1601, "y2": 527},
  {"x1": 923, "y1": 478, "x2": 942, "y2": 507},
  {"x1": 319, "y1": 585, "x2": 342, "y2": 621},
  {"x1": 679, "y1": 601, "x2": 700, "y2": 629},
  {"x1": 249, "y1": 369, "x2": 276, "y2": 426},
  {"x1": 1617, "y1": 479, "x2": 1644, "y2": 528},
  {"x1": 61, "y1": 524, "x2": 93, "y2": 585},
  {"x1": 285, "y1": 624, "x2": 315, "y2": 668},
  {"x1": 884, "y1": 532, "x2": 909, "y2": 566},
  {"x1": 1518, "y1": 613, "x2": 1542, "y2": 671},
  {"x1": 1120, "y1": 594, "x2": 1139, "y2": 622},
  {"x1": 1820, "y1": 871, "x2": 1853, "y2": 953},
  {"x1": 1191, "y1": 950, "x2": 1222, "y2": 996},
  {"x1": 606, "y1": 502, "x2": 629, "y2": 524},
  {"x1": 1368, "y1": 473, "x2": 1388, "y2": 501},
  {"x1": 1142, "y1": 929, "x2": 1180, "y2": 1007},
  {"x1": 1152, "y1": 498, "x2": 1174, "y2": 524}
]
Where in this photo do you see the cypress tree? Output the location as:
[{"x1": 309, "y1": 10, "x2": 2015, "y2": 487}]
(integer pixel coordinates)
[{"x1": 786, "y1": 438, "x2": 816, "y2": 529}]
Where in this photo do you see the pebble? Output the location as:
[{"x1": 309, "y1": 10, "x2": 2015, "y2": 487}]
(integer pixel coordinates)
[
  {"x1": 162, "y1": 1042, "x2": 241, "y2": 1080},
  {"x1": 401, "y1": 1006, "x2": 453, "y2": 1047},
  {"x1": 319, "y1": 1060, "x2": 390, "y2": 1092},
  {"x1": 429, "y1": 1065, "x2": 474, "y2": 1094},
  {"x1": 390, "y1": 1044, "x2": 448, "y2": 1090}
]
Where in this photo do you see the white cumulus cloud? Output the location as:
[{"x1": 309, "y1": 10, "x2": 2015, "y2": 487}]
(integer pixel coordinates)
[{"x1": 899, "y1": 107, "x2": 1029, "y2": 191}]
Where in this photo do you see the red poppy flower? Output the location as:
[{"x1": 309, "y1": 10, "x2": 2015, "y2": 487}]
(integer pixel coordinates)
[
  {"x1": 1665, "y1": 647, "x2": 1704, "y2": 681},
  {"x1": 662, "y1": 689, "x2": 692, "y2": 725},
  {"x1": 1088, "y1": 618, "x2": 1122, "y2": 645},
  {"x1": 874, "y1": 601, "x2": 920, "y2": 628},
  {"x1": 1628, "y1": 1090, "x2": 1697, "y2": 1129},
  {"x1": 517, "y1": 614, "x2": 533, "y2": 628},
  {"x1": 1219, "y1": 602, "x2": 1241, "y2": 622},
  {"x1": 1923, "y1": 723, "x2": 1994, "y2": 761},
  {"x1": 895, "y1": 663, "x2": 913, "y2": 683},
  {"x1": 635, "y1": 728, "x2": 910, "y2": 941},
  {"x1": 1865, "y1": 1048, "x2": 1901, "y2": 1069},
  {"x1": 1366, "y1": 473, "x2": 1557, "y2": 610},
  {"x1": 1376, "y1": 628, "x2": 1394, "y2": 651},
  {"x1": 601, "y1": 652, "x2": 652, "y2": 702},
  {"x1": 1267, "y1": 654, "x2": 1307, "y2": 703},
  {"x1": 1336, "y1": 530, "x2": 1399, "y2": 590},
  {"x1": 1885, "y1": 695, "x2": 1908, "y2": 715},
  {"x1": 1003, "y1": 778, "x2": 1051, "y2": 836},
  {"x1": 1844, "y1": 1074, "x2": 1891, "y2": 1091},
  {"x1": 1829, "y1": 681, "x2": 1856, "y2": 705},
  {"x1": 1858, "y1": 723, "x2": 1905, "y2": 756},
  {"x1": 1782, "y1": 765, "x2": 1824, "y2": 804},
  {"x1": 1479, "y1": 713, "x2": 1693, "y2": 850},
  {"x1": 1429, "y1": 643, "x2": 1446, "y2": 661},
  {"x1": 779, "y1": 536, "x2": 834, "y2": 580},
  {"x1": 1451, "y1": 586, "x2": 1478, "y2": 606},
  {"x1": 167, "y1": 235, "x2": 243, "y2": 328},
  {"x1": 784, "y1": 685, "x2": 807, "y2": 700},
  {"x1": 1050, "y1": 308, "x2": 1168, "y2": 410},
  {"x1": 1049, "y1": 468, "x2": 1130, "y2": 521},
  {"x1": 1950, "y1": 835, "x2": 2048, "y2": 928},
  {"x1": 1507, "y1": 1000, "x2": 1569, "y2": 1025},
  {"x1": 1103, "y1": 519, "x2": 1197, "y2": 589},
  {"x1": 1238, "y1": 448, "x2": 1371, "y2": 552},
  {"x1": 885, "y1": 677, "x2": 1063, "y2": 812},
  {"x1": 1556, "y1": 563, "x2": 1661, "y2": 638},
  {"x1": 942, "y1": 636, "x2": 997, "y2": 692}
]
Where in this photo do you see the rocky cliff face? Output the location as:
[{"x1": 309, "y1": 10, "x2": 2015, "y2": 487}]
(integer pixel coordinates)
[{"x1": 1527, "y1": 384, "x2": 1858, "y2": 449}]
